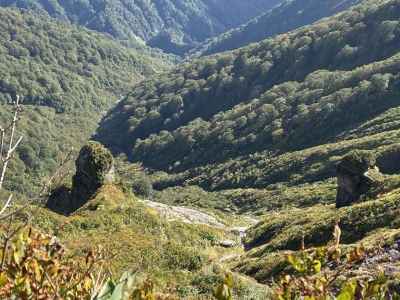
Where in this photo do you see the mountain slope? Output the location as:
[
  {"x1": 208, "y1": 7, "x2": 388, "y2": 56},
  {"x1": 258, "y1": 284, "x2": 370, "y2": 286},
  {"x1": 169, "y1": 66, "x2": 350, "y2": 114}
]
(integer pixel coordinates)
[
  {"x1": 192, "y1": 0, "x2": 362, "y2": 57},
  {"x1": 95, "y1": 0, "x2": 400, "y2": 175},
  {"x1": 28, "y1": 0, "x2": 400, "y2": 294},
  {"x1": 0, "y1": 8, "x2": 171, "y2": 194},
  {"x1": 31, "y1": 185, "x2": 260, "y2": 299},
  {"x1": 0, "y1": 0, "x2": 282, "y2": 55},
  {"x1": 7, "y1": 0, "x2": 400, "y2": 295}
]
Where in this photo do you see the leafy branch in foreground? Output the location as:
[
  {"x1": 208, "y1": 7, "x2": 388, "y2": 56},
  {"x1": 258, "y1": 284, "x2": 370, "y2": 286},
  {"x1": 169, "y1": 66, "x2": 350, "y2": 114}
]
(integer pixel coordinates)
[
  {"x1": 0, "y1": 227, "x2": 102, "y2": 298},
  {"x1": 0, "y1": 96, "x2": 179, "y2": 299},
  {"x1": 0, "y1": 226, "x2": 181, "y2": 299},
  {"x1": 273, "y1": 222, "x2": 400, "y2": 299},
  {"x1": 213, "y1": 273, "x2": 234, "y2": 300}
]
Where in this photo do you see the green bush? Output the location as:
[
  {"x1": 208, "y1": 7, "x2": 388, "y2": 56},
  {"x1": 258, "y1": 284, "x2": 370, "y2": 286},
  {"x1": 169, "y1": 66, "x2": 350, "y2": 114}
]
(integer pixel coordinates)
[
  {"x1": 164, "y1": 242, "x2": 205, "y2": 271},
  {"x1": 131, "y1": 175, "x2": 153, "y2": 198}
]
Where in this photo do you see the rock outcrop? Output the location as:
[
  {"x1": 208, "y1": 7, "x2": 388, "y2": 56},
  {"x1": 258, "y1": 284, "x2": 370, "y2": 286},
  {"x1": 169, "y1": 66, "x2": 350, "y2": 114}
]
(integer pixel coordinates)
[
  {"x1": 336, "y1": 151, "x2": 384, "y2": 208},
  {"x1": 143, "y1": 200, "x2": 225, "y2": 228},
  {"x1": 71, "y1": 141, "x2": 114, "y2": 208},
  {"x1": 47, "y1": 141, "x2": 115, "y2": 214}
]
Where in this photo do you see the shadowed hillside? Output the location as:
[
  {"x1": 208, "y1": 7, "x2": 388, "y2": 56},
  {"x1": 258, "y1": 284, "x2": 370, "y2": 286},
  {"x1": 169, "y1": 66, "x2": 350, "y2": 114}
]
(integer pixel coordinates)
[
  {"x1": 95, "y1": 0, "x2": 400, "y2": 178},
  {"x1": 4, "y1": 0, "x2": 400, "y2": 298},
  {"x1": 192, "y1": 0, "x2": 361, "y2": 57},
  {"x1": 0, "y1": 8, "x2": 171, "y2": 194},
  {"x1": 0, "y1": 0, "x2": 282, "y2": 55}
]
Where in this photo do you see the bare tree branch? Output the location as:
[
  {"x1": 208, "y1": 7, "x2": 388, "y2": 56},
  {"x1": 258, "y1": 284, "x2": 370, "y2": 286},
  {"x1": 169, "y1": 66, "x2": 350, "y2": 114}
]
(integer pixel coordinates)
[
  {"x1": 39, "y1": 148, "x2": 74, "y2": 199},
  {"x1": 0, "y1": 95, "x2": 23, "y2": 190},
  {"x1": 0, "y1": 194, "x2": 12, "y2": 216}
]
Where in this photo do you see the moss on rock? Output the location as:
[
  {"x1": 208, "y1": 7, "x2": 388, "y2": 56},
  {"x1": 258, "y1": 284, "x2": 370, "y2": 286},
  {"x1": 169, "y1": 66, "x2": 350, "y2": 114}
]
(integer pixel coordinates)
[
  {"x1": 337, "y1": 150, "x2": 376, "y2": 175},
  {"x1": 47, "y1": 141, "x2": 115, "y2": 214},
  {"x1": 71, "y1": 141, "x2": 115, "y2": 208}
]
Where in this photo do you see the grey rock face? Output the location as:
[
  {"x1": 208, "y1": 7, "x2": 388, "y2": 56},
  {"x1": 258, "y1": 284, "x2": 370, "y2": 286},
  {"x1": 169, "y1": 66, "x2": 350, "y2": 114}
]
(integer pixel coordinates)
[
  {"x1": 219, "y1": 240, "x2": 237, "y2": 248},
  {"x1": 143, "y1": 200, "x2": 225, "y2": 228}
]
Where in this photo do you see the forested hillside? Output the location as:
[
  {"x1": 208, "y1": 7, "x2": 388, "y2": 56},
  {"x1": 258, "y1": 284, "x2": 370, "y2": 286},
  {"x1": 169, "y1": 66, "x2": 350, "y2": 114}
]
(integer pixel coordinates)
[
  {"x1": 96, "y1": 0, "x2": 400, "y2": 175},
  {"x1": 0, "y1": 0, "x2": 282, "y2": 55},
  {"x1": 192, "y1": 0, "x2": 361, "y2": 56},
  {"x1": 0, "y1": 8, "x2": 170, "y2": 194},
  {"x1": 3, "y1": 0, "x2": 400, "y2": 298},
  {"x1": 91, "y1": 1, "x2": 400, "y2": 293}
]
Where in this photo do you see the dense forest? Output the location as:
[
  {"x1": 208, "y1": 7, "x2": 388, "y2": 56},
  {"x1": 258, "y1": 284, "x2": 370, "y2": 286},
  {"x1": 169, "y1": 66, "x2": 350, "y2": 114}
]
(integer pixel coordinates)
[
  {"x1": 192, "y1": 0, "x2": 361, "y2": 56},
  {"x1": 0, "y1": 8, "x2": 170, "y2": 195},
  {"x1": 3, "y1": 0, "x2": 400, "y2": 298},
  {"x1": 96, "y1": 0, "x2": 400, "y2": 174},
  {"x1": 0, "y1": 0, "x2": 282, "y2": 55}
]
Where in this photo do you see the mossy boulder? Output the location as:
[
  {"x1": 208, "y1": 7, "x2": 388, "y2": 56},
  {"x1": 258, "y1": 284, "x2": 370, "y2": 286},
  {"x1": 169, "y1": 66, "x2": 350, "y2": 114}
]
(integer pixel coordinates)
[
  {"x1": 337, "y1": 150, "x2": 376, "y2": 175},
  {"x1": 71, "y1": 141, "x2": 115, "y2": 208},
  {"x1": 336, "y1": 150, "x2": 384, "y2": 208},
  {"x1": 47, "y1": 142, "x2": 115, "y2": 214}
]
